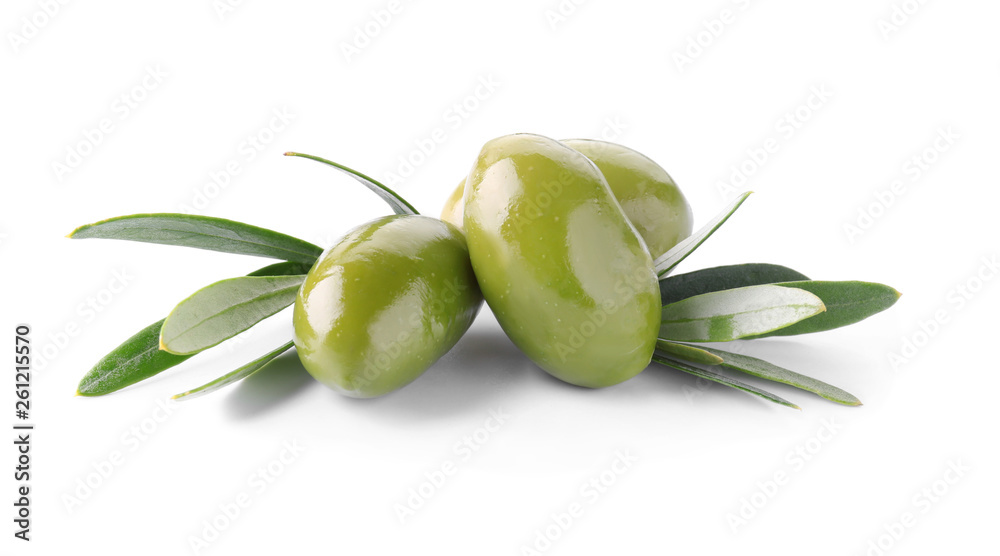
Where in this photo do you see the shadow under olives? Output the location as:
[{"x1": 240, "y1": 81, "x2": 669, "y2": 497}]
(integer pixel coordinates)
[
  {"x1": 349, "y1": 326, "x2": 539, "y2": 422},
  {"x1": 225, "y1": 352, "x2": 316, "y2": 420}
]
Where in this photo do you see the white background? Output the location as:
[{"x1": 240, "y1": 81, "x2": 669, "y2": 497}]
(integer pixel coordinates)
[{"x1": 2, "y1": 1, "x2": 998, "y2": 554}]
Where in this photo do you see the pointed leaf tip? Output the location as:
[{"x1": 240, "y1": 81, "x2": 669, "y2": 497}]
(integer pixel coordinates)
[
  {"x1": 654, "y1": 191, "x2": 752, "y2": 277},
  {"x1": 160, "y1": 275, "x2": 304, "y2": 355},
  {"x1": 74, "y1": 262, "x2": 310, "y2": 397},
  {"x1": 742, "y1": 281, "x2": 901, "y2": 339},
  {"x1": 284, "y1": 151, "x2": 419, "y2": 215},
  {"x1": 67, "y1": 213, "x2": 322, "y2": 263},
  {"x1": 172, "y1": 340, "x2": 294, "y2": 400},
  {"x1": 688, "y1": 344, "x2": 863, "y2": 406}
]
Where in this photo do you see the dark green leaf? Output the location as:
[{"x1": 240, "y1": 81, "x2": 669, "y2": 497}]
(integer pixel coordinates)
[
  {"x1": 659, "y1": 285, "x2": 826, "y2": 342},
  {"x1": 69, "y1": 214, "x2": 323, "y2": 264},
  {"x1": 76, "y1": 262, "x2": 310, "y2": 397},
  {"x1": 246, "y1": 261, "x2": 315, "y2": 277},
  {"x1": 77, "y1": 319, "x2": 192, "y2": 397},
  {"x1": 652, "y1": 353, "x2": 800, "y2": 409},
  {"x1": 172, "y1": 341, "x2": 295, "y2": 400},
  {"x1": 743, "y1": 281, "x2": 901, "y2": 339},
  {"x1": 160, "y1": 275, "x2": 305, "y2": 355},
  {"x1": 690, "y1": 344, "x2": 862, "y2": 406},
  {"x1": 653, "y1": 192, "x2": 751, "y2": 277},
  {"x1": 659, "y1": 263, "x2": 809, "y2": 306},
  {"x1": 285, "y1": 152, "x2": 419, "y2": 216}
]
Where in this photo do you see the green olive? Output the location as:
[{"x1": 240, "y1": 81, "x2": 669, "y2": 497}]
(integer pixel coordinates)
[
  {"x1": 440, "y1": 178, "x2": 466, "y2": 230},
  {"x1": 462, "y1": 133, "x2": 661, "y2": 388},
  {"x1": 442, "y1": 139, "x2": 693, "y2": 258},
  {"x1": 293, "y1": 215, "x2": 482, "y2": 397},
  {"x1": 561, "y1": 139, "x2": 692, "y2": 259}
]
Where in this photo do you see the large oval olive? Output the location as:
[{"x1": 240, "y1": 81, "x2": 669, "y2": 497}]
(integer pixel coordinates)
[
  {"x1": 462, "y1": 133, "x2": 661, "y2": 388},
  {"x1": 293, "y1": 215, "x2": 482, "y2": 397},
  {"x1": 443, "y1": 139, "x2": 692, "y2": 258}
]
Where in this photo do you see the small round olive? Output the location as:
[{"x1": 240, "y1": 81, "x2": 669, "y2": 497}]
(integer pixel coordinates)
[{"x1": 293, "y1": 215, "x2": 482, "y2": 397}]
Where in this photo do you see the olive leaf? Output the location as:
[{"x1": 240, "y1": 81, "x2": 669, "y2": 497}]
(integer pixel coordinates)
[
  {"x1": 655, "y1": 340, "x2": 724, "y2": 365},
  {"x1": 677, "y1": 344, "x2": 861, "y2": 406},
  {"x1": 653, "y1": 191, "x2": 752, "y2": 277},
  {"x1": 659, "y1": 285, "x2": 826, "y2": 342},
  {"x1": 69, "y1": 214, "x2": 323, "y2": 264},
  {"x1": 172, "y1": 341, "x2": 295, "y2": 401},
  {"x1": 651, "y1": 353, "x2": 800, "y2": 409},
  {"x1": 285, "y1": 152, "x2": 420, "y2": 216},
  {"x1": 160, "y1": 275, "x2": 305, "y2": 355},
  {"x1": 246, "y1": 261, "x2": 314, "y2": 277},
  {"x1": 659, "y1": 263, "x2": 809, "y2": 306},
  {"x1": 742, "y1": 281, "x2": 901, "y2": 339},
  {"x1": 76, "y1": 261, "x2": 308, "y2": 397},
  {"x1": 77, "y1": 319, "x2": 192, "y2": 397}
]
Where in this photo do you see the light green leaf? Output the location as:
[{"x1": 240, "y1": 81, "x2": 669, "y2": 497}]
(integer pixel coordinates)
[
  {"x1": 689, "y1": 344, "x2": 862, "y2": 406},
  {"x1": 659, "y1": 285, "x2": 826, "y2": 342},
  {"x1": 172, "y1": 341, "x2": 295, "y2": 400},
  {"x1": 659, "y1": 263, "x2": 809, "y2": 306},
  {"x1": 743, "y1": 281, "x2": 901, "y2": 338},
  {"x1": 655, "y1": 340, "x2": 724, "y2": 365},
  {"x1": 69, "y1": 214, "x2": 322, "y2": 264},
  {"x1": 285, "y1": 152, "x2": 419, "y2": 215},
  {"x1": 653, "y1": 192, "x2": 751, "y2": 277},
  {"x1": 76, "y1": 261, "x2": 310, "y2": 397},
  {"x1": 652, "y1": 353, "x2": 800, "y2": 409},
  {"x1": 160, "y1": 275, "x2": 305, "y2": 355}
]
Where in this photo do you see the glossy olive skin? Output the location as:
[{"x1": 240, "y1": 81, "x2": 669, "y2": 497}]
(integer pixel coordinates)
[
  {"x1": 463, "y1": 133, "x2": 660, "y2": 388},
  {"x1": 443, "y1": 139, "x2": 693, "y2": 259},
  {"x1": 561, "y1": 139, "x2": 692, "y2": 259},
  {"x1": 440, "y1": 178, "x2": 466, "y2": 231},
  {"x1": 293, "y1": 215, "x2": 482, "y2": 398}
]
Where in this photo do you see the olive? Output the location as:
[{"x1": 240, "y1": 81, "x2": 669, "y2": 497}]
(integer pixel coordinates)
[
  {"x1": 293, "y1": 215, "x2": 482, "y2": 397},
  {"x1": 441, "y1": 139, "x2": 693, "y2": 258},
  {"x1": 462, "y1": 133, "x2": 661, "y2": 388},
  {"x1": 561, "y1": 139, "x2": 692, "y2": 258},
  {"x1": 440, "y1": 178, "x2": 466, "y2": 230}
]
